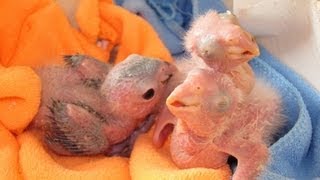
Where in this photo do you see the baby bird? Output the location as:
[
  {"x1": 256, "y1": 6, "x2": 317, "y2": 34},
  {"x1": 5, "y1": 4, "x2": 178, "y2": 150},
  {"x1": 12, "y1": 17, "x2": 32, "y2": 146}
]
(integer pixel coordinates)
[
  {"x1": 185, "y1": 10, "x2": 260, "y2": 96},
  {"x1": 153, "y1": 11, "x2": 261, "y2": 148},
  {"x1": 166, "y1": 68, "x2": 285, "y2": 180},
  {"x1": 185, "y1": 10, "x2": 259, "y2": 72},
  {"x1": 32, "y1": 54, "x2": 176, "y2": 156}
]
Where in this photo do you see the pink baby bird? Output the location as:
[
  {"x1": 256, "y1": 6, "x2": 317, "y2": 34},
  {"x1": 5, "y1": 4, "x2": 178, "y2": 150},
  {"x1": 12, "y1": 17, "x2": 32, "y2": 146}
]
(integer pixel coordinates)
[
  {"x1": 166, "y1": 68, "x2": 285, "y2": 180},
  {"x1": 153, "y1": 11, "x2": 260, "y2": 148},
  {"x1": 185, "y1": 10, "x2": 260, "y2": 96},
  {"x1": 185, "y1": 10, "x2": 259, "y2": 72},
  {"x1": 32, "y1": 54, "x2": 176, "y2": 156}
]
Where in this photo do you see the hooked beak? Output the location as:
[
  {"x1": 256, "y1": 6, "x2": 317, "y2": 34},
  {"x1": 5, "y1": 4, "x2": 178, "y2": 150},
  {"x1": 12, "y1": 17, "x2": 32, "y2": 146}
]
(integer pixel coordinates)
[
  {"x1": 227, "y1": 44, "x2": 260, "y2": 60},
  {"x1": 226, "y1": 29, "x2": 260, "y2": 61}
]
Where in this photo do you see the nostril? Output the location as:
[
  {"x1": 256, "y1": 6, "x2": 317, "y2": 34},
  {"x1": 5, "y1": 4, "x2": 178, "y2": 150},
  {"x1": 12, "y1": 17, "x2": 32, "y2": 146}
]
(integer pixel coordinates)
[{"x1": 170, "y1": 100, "x2": 186, "y2": 107}]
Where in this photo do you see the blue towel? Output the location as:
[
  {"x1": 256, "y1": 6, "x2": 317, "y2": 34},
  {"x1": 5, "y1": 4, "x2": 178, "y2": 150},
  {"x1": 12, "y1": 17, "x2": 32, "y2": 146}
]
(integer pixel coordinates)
[
  {"x1": 115, "y1": 0, "x2": 227, "y2": 55},
  {"x1": 250, "y1": 47, "x2": 320, "y2": 179},
  {"x1": 117, "y1": 0, "x2": 320, "y2": 179}
]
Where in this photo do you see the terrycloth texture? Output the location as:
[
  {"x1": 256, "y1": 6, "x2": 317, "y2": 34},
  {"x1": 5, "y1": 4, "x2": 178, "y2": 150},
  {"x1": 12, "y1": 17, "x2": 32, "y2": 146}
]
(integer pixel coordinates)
[
  {"x1": 0, "y1": 124, "x2": 21, "y2": 180},
  {"x1": 18, "y1": 131, "x2": 130, "y2": 180},
  {"x1": 0, "y1": 0, "x2": 172, "y2": 67},
  {"x1": 0, "y1": 66, "x2": 41, "y2": 134},
  {"x1": 130, "y1": 131, "x2": 232, "y2": 180},
  {"x1": 116, "y1": 0, "x2": 226, "y2": 55},
  {"x1": 254, "y1": 47, "x2": 320, "y2": 179}
]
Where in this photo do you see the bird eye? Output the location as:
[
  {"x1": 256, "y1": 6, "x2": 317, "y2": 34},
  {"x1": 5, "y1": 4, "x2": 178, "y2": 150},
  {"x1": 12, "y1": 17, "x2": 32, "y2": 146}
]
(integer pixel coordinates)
[
  {"x1": 143, "y1": 88, "x2": 155, "y2": 100},
  {"x1": 216, "y1": 95, "x2": 231, "y2": 112}
]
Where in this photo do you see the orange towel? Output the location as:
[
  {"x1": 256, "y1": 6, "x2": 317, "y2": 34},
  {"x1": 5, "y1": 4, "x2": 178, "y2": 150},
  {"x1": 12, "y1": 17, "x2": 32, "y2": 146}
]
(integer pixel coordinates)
[
  {"x1": 18, "y1": 131, "x2": 130, "y2": 180},
  {"x1": 0, "y1": 66, "x2": 41, "y2": 134},
  {"x1": 0, "y1": 0, "x2": 172, "y2": 67},
  {"x1": 130, "y1": 131, "x2": 232, "y2": 180},
  {"x1": 0, "y1": 124, "x2": 21, "y2": 180}
]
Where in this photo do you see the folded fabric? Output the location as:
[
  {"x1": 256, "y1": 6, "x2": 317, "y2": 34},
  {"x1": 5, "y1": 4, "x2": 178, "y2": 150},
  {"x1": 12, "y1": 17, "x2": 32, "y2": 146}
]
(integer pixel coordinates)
[
  {"x1": 255, "y1": 47, "x2": 320, "y2": 179},
  {"x1": 0, "y1": 0, "x2": 172, "y2": 67},
  {"x1": 18, "y1": 130, "x2": 130, "y2": 180},
  {"x1": 0, "y1": 65, "x2": 41, "y2": 134},
  {"x1": 130, "y1": 130, "x2": 231, "y2": 180},
  {"x1": 248, "y1": 55, "x2": 312, "y2": 179},
  {"x1": 116, "y1": 0, "x2": 227, "y2": 55},
  {"x1": 0, "y1": 124, "x2": 21, "y2": 180}
]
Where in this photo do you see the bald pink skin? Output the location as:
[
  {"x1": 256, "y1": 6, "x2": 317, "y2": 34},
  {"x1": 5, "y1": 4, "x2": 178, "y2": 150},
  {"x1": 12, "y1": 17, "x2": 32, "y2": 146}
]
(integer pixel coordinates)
[
  {"x1": 185, "y1": 10, "x2": 260, "y2": 96},
  {"x1": 153, "y1": 11, "x2": 259, "y2": 147},
  {"x1": 166, "y1": 69, "x2": 284, "y2": 180},
  {"x1": 32, "y1": 54, "x2": 176, "y2": 156},
  {"x1": 185, "y1": 10, "x2": 260, "y2": 72}
]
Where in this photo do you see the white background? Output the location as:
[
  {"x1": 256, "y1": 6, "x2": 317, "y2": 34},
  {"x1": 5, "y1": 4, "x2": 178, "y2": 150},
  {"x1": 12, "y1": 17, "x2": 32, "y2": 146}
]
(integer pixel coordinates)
[{"x1": 225, "y1": 0, "x2": 320, "y2": 91}]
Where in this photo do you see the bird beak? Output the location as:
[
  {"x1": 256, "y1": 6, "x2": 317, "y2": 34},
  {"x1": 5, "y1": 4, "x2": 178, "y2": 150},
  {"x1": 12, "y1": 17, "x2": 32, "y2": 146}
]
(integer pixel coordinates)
[
  {"x1": 166, "y1": 86, "x2": 201, "y2": 112},
  {"x1": 226, "y1": 31, "x2": 260, "y2": 63}
]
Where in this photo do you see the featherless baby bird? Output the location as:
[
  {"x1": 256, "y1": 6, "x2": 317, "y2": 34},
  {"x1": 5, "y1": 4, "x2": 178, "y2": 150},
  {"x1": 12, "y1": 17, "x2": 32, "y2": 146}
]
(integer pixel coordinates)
[
  {"x1": 153, "y1": 10, "x2": 261, "y2": 148},
  {"x1": 31, "y1": 54, "x2": 176, "y2": 156},
  {"x1": 167, "y1": 68, "x2": 285, "y2": 180},
  {"x1": 185, "y1": 10, "x2": 259, "y2": 72},
  {"x1": 185, "y1": 10, "x2": 260, "y2": 96}
]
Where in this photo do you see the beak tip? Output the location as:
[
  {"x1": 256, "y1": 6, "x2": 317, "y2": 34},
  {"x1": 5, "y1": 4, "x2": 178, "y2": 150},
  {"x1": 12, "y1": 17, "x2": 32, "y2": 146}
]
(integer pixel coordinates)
[{"x1": 255, "y1": 48, "x2": 260, "y2": 56}]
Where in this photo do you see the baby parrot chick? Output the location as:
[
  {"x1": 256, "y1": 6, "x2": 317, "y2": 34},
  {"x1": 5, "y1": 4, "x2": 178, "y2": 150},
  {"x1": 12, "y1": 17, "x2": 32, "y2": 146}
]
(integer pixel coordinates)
[
  {"x1": 32, "y1": 54, "x2": 176, "y2": 156},
  {"x1": 185, "y1": 10, "x2": 259, "y2": 96},
  {"x1": 154, "y1": 10, "x2": 260, "y2": 149},
  {"x1": 166, "y1": 68, "x2": 285, "y2": 180},
  {"x1": 185, "y1": 10, "x2": 260, "y2": 72}
]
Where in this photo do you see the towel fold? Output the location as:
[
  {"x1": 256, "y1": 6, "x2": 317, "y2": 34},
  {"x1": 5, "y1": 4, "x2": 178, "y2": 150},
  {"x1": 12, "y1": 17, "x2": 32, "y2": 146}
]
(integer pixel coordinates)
[
  {"x1": 18, "y1": 130, "x2": 130, "y2": 180},
  {"x1": 0, "y1": 66, "x2": 41, "y2": 134},
  {"x1": 0, "y1": 0, "x2": 172, "y2": 67},
  {"x1": 0, "y1": 124, "x2": 21, "y2": 180},
  {"x1": 116, "y1": 0, "x2": 226, "y2": 55},
  {"x1": 130, "y1": 131, "x2": 231, "y2": 180}
]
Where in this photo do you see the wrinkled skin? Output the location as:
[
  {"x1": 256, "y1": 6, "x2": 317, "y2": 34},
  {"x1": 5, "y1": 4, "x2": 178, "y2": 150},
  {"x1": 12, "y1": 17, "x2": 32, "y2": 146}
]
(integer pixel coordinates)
[
  {"x1": 185, "y1": 10, "x2": 260, "y2": 96},
  {"x1": 152, "y1": 59, "x2": 208, "y2": 148},
  {"x1": 153, "y1": 11, "x2": 260, "y2": 148},
  {"x1": 185, "y1": 10, "x2": 260, "y2": 72},
  {"x1": 31, "y1": 54, "x2": 176, "y2": 156},
  {"x1": 166, "y1": 68, "x2": 285, "y2": 180}
]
